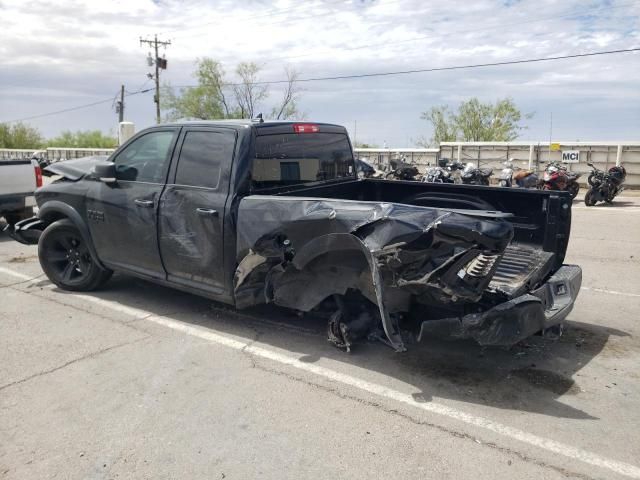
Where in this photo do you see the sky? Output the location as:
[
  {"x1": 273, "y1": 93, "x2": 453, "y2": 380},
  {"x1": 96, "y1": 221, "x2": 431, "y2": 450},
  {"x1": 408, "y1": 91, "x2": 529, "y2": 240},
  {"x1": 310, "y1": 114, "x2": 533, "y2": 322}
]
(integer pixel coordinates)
[{"x1": 1, "y1": 0, "x2": 639, "y2": 146}]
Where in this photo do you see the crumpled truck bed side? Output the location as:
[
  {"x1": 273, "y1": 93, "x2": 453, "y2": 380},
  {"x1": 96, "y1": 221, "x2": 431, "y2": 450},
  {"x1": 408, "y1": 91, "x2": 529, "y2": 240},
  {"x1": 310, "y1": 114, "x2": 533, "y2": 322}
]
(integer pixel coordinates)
[{"x1": 234, "y1": 195, "x2": 514, "y2": 351}]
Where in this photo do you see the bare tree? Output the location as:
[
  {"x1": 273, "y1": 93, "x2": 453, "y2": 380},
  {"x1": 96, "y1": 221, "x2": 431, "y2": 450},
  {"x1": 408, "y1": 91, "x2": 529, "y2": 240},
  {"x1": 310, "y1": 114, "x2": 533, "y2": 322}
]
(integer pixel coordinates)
[
  {"x1": 233, "y1": 62, "x2": 268, "y2": 119},
  {"x1": 272, "y1": 66, "x2": 302, "y2": 120}
]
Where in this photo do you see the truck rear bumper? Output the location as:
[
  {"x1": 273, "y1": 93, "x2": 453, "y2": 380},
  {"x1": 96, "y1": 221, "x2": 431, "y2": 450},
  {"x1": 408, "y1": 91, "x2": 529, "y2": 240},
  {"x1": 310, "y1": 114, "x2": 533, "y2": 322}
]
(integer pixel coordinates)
[
  {"x1": 0, "y1": 193, "x2": 35, "y2": 212},
  {"x1": 3, "y1": 216, "x2": 45, "y2": 245},
  {"x1": 418, "y1": 265, "x2": 582, "y2": 346}
]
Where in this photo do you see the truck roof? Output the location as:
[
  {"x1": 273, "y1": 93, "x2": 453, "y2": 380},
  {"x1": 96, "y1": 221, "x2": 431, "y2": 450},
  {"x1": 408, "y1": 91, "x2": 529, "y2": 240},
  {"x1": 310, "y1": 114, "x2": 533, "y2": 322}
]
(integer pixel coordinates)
[{"x1": 159, "y1": 120, "x2": 347, "y2": 133}]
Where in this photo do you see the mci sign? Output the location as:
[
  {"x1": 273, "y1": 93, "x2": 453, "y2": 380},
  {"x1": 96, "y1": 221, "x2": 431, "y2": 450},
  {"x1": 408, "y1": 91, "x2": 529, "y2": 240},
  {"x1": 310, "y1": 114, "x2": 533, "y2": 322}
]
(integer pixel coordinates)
[{"x1": 562, "y1": 150, "x2": 580, "y2": 163}]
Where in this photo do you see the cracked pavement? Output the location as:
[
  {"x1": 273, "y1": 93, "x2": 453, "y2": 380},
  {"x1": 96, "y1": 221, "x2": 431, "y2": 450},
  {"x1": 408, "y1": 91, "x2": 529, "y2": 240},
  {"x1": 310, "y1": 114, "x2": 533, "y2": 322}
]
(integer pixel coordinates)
[{"x1": 1, "y1": 197, "x2": 640, "y2": 479}]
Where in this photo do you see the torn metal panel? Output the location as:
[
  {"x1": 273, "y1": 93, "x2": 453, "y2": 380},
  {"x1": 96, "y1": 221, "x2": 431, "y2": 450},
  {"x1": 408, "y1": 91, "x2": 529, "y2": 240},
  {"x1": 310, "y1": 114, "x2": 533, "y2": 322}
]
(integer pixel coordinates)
[{"x1": 234, "y1": 195, "x2": 516, "y2": 350}]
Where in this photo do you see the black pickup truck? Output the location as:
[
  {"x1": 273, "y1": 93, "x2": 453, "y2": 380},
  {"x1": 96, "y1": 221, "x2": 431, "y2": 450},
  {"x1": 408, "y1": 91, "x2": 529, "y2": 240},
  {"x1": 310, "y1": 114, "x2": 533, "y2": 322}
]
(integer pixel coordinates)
[{"x1": 8, "y1": 120, "x2": 581, "y2": 352}]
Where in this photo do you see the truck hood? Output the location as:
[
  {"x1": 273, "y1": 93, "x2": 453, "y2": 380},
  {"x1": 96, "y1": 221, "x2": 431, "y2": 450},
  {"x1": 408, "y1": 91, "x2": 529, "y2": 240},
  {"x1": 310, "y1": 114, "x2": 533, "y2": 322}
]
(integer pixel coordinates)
[{"x1": 44, "y1": 155, "x2": 110, "y2": 181}]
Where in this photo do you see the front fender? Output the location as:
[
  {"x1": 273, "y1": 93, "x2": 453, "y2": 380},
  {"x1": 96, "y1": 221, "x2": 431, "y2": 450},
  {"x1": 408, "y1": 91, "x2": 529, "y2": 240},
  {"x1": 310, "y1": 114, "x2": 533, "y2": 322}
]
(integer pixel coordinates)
[{"x1": 38, "y1": 201, "x2": 105, "y2": 269}]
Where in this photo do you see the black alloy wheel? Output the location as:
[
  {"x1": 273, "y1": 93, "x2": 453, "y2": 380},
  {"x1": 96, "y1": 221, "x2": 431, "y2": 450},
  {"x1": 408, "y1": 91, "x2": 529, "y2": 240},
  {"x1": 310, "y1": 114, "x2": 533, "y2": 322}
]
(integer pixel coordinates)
[{"x1": 38, "y1": 219, "x2": 112, "y2": 291}]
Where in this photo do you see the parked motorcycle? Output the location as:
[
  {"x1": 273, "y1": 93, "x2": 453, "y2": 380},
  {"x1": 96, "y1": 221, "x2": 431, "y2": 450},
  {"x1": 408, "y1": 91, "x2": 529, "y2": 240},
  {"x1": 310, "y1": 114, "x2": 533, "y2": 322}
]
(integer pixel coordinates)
[
  {"x1": 385, "y1": 155, "x2": 420, "y2": 181},
  {"x1": 355, "y1": 157, "x2": 384, "y2": 179},
  {"x1": 584, "y1": 163, "x2": 626, "y2": 206},
  {"x1": 541, "y1": 162, "x2": 581, "y2": 199},
  {"x1": 423, "y1": 158, "x2": 464, "y2": 183},
  {"x1": 498, "y1": 159, "x2": 539, "y2": 188},
  {"x1": 460, "y1": 163, "x2": 492, "y2": 186}
]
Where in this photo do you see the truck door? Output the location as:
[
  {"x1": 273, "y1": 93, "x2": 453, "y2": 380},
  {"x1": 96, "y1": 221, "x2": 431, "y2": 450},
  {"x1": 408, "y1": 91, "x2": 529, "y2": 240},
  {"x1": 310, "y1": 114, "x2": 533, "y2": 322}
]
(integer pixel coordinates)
[
  {"x1": 87, "y1": 128, "x2": 179, "y2": 279},
  {"x1": 157, "y1": 127, "x2": 236, "y2": 295}
]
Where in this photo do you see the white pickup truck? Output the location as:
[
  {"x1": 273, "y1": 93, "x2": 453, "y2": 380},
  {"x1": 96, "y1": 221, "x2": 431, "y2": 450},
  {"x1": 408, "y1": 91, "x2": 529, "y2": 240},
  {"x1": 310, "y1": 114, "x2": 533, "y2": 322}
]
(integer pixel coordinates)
[{"x1": 0, "y1": 157, "x2": 42, "y2": 224}]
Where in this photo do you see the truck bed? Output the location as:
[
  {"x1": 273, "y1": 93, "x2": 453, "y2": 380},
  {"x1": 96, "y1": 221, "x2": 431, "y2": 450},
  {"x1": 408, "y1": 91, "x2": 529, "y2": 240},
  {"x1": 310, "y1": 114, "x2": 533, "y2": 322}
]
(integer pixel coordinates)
[{"x1": 273, "y1": 178, "x2": 571, "y2": 268}]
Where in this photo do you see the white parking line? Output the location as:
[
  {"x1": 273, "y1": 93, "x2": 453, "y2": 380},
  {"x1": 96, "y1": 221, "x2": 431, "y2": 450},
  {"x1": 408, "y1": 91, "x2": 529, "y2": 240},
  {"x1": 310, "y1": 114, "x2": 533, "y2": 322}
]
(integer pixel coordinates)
[
  {"x1": 572, "y1": 207, "x2": 640, "y2": 212},
  {"x1": 581, "y1": 286, "x2": 640, "y2": 298},
  {"x1": 1, "y1": 265, "x2": 640, "y2": 478}
]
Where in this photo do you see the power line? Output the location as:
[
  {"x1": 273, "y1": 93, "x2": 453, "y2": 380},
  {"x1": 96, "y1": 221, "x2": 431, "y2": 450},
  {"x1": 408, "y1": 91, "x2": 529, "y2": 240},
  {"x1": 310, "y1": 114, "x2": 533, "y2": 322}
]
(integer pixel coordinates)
[
  {"x1": 172, "y1": 47, "x2": 640, "y2": 88},
  {"x1": 1, "y1": 89, "x2": 153, "y2": 124},
  {"x1": 3, "y1": 46, "x2": 638, "y2": 124}
]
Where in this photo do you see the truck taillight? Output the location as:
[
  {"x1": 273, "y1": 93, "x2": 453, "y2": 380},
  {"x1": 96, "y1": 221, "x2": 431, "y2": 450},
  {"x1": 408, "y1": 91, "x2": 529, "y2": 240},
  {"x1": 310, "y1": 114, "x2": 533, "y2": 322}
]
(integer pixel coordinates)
[
  {"x1": 35, "y1": 166, "x2": 43, "y2": 187},
  {"x1": 293, "y1": 123, "x2": 319, "y2": 133}
]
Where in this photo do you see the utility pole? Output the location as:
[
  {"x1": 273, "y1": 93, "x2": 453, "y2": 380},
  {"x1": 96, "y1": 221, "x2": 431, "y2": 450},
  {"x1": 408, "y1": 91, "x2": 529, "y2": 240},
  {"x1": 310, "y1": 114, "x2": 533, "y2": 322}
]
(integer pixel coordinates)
[
  {"x1": 117, "y1": 84, "x2": 125, "y2": 123},
  {"x1": 140, "y1": 34, "x2": 171, "y2": 124}
]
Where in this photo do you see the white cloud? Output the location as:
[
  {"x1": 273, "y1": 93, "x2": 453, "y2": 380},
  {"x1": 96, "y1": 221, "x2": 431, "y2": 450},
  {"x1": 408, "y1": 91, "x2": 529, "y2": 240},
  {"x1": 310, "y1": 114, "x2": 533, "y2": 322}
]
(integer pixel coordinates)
[{"x1": 0, "y1": 0, "x2": 639, "y2": 144}]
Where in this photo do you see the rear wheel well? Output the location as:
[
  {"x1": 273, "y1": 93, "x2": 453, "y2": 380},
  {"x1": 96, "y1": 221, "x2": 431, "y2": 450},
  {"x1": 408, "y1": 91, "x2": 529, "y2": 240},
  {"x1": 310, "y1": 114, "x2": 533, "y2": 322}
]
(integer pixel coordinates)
[{"x1": 40, "y1": 211, "x2": 68, "y2": 224}]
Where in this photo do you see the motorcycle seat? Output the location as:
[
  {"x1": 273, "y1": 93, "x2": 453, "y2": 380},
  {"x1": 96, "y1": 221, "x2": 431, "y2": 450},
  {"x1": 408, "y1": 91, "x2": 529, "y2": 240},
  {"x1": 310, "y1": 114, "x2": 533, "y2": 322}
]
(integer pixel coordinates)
[{"x1": 513, "y1": 170, "x2": 533, "y2": 181}]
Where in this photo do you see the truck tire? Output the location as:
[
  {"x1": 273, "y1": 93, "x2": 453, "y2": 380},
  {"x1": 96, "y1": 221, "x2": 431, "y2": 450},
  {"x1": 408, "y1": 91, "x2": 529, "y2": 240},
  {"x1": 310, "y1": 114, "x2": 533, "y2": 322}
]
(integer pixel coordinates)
[
  {"x1": 4, "y1": 207, "x2": 34, "y2": 225},
  {"x1": 38, "y1": 219, "x2": 113, "y2": 291}
]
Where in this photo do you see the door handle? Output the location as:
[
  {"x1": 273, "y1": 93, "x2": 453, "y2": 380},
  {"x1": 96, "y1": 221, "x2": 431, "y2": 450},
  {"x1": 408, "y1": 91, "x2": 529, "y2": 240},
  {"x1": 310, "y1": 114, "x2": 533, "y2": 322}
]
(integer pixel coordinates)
[
  {"x1": 134, "y1": 199, "x2": 154, "y2": 208},
  {"x1": 196, "y1": 208, "x2": 218, "y2": 217}
]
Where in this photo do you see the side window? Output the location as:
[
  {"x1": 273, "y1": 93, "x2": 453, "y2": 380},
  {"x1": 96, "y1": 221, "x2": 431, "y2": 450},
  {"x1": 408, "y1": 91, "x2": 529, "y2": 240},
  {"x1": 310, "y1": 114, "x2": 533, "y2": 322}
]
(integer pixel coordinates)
[
  {"x1": 113, "y1": 131, "x2": 175, "y2": 183},
  {"x1": 175, "y1": 130, "x2": 235, "y2": 189}
]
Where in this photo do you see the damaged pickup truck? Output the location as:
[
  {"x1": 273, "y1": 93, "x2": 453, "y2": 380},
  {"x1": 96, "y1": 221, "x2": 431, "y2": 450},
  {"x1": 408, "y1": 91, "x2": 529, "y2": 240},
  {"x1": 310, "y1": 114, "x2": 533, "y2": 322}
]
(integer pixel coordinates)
[{"x1": 7, "y1": 121, "x2": 581, "y2": 352}]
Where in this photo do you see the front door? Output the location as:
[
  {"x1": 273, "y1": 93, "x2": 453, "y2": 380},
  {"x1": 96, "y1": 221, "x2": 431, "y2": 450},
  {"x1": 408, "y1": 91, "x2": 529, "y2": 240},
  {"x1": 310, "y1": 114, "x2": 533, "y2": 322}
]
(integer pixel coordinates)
[
  {"x1": 158, "y1": 128, "x2": 236, "y2": 294},
  {"x1": 87, "y1": 128, "x2": 179, "y2": 279}
]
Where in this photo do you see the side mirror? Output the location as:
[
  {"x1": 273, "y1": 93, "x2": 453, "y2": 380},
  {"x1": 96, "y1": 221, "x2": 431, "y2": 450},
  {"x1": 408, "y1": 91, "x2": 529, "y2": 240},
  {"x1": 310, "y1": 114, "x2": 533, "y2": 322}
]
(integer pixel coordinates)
[
  {"x1": 91, "y1": 162, "x2": 117, "y2": 183},
  {"x1": 587, "y1": 162, "x2": 594, "y2": 168}
]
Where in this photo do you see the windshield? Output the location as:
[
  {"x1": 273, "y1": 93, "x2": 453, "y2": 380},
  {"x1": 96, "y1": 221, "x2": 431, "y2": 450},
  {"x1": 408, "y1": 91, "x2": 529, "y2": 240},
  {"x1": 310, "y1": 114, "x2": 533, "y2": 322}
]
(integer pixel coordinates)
[{"x1": 252, "y1": 133, "x2": 355, "y2": 190}]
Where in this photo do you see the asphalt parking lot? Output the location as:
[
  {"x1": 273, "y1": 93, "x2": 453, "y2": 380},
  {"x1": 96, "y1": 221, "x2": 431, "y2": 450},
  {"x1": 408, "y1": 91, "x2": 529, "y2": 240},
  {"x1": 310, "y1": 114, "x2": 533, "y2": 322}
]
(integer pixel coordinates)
[{"x1": 1, "y1": 195, "x2": 640, "y2": 480}]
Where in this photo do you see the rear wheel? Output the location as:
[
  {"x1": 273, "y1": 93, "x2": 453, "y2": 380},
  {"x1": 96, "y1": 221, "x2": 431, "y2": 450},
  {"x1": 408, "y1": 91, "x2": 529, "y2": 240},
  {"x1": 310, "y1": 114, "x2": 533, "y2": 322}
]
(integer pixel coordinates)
[
  {"x1": 567, "y1": 182, "x2": 580, "y2": 199},
  {"x1": 38, "y1": 219, "x2": 112, "y2": 291},
  {"x1": 584, "y1": 189, "x2": 597, "y2": 207}
]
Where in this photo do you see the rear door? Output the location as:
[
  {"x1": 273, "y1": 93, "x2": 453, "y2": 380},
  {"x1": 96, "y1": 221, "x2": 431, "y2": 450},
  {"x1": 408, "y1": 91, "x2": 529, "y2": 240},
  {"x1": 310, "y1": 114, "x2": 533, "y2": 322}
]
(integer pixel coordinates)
[{"x1": 158, "y1": 127, "x2": 236, "y2": 295}]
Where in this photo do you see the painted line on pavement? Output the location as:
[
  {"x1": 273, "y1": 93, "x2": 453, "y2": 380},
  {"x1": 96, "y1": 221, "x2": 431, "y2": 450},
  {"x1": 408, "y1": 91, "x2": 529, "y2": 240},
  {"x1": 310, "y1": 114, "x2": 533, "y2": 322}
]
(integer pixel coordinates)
[
  {"x1": 572, "y1": 207, "x2": 640, "y2": 212},
  {"x1": 581, "y1": 286, "x2": 640, "y2": 298},
  {"x1": 1, "y1": 265, "x2": 640, "y2": 478}
]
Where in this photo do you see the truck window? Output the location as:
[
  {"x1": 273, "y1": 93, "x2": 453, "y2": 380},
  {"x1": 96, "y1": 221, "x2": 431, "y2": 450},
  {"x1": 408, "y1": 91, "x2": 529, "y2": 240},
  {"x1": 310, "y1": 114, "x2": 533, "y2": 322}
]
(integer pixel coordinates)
[
  {"x1": 114, "y1": 131, "x2": 175, "y2": 183},
  {"x1": 252, "y1": 133, "x2": 354, "y2": 189},
  {"x1": 175, "y1": 130, "x2": 235, "y2": 189}
]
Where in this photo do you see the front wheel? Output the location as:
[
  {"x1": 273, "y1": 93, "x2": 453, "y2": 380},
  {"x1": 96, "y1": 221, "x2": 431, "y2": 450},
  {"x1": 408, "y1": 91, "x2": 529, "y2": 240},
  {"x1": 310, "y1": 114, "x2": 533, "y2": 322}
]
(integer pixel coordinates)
[
  {"x1": 498, "y1": 179, "x2": 509, "y2": 187},
  {"x1": 38, "y1": 219, "x2": 112, "y2": 291},
  {"x1": 584, "y1": 189, "x2": 598, "y2": 207},
  {"x1": 567, "y1": 182, "x2": 580, "y2": 199}
]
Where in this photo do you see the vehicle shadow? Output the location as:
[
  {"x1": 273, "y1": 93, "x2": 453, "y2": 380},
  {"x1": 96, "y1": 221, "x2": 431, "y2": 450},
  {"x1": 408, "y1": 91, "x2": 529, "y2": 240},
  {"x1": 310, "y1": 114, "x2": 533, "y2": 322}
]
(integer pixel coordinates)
[
  {"x1": 0, "y1": 221, "x2": 16, "y2": 242},
  {"x1": 588, "y1": 201, "x2": 637, "y2": 208},
  {"x1": 44, "y1": 274, "x2": 628, "y2": 421}
]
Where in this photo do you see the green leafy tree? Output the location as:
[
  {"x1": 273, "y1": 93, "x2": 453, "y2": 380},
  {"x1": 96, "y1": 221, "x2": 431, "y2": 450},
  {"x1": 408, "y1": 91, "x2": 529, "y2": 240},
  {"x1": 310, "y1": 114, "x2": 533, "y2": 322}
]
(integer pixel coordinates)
[
  {"x1": 48, "y1": 130, "x2": 117, "y2": 148},
  {"x1": 163, "y1": 59, "x2": 232, "y2": 120},
  {"x1": 419, "y1": 97, "x2": 532, "y2": 146},
  {"x1": 0, "y1": 122, "x2": 44, "y2": 149},
  {"x1": 163, "y1": 58, "x2": 303, "y2": 121}
]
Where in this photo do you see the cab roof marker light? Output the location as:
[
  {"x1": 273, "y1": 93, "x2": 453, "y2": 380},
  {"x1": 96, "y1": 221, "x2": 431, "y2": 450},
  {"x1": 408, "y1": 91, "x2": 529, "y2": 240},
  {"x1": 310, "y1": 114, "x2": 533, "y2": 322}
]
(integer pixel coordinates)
[{"x1": 293, "y1": 123, "x2": 320, "y2": 133}]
